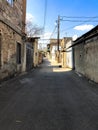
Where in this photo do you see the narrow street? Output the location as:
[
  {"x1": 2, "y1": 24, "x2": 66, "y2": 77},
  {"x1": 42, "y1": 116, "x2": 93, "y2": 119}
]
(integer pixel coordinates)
[{"x1": 0, "y1": 58, "x2": 98, "y2": 130}]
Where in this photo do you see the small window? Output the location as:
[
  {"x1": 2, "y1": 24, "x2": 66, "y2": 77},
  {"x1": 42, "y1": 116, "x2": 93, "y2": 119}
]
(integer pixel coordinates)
[
  {"x1": 7, "y1": 0, "x2": 13, "y2": 5},
  {"x1": 0, "y1": 33, "x2": 2, "y2": 68},
  {"x1": 17, "y1": 43, "x2": 21, "y2": 64}
]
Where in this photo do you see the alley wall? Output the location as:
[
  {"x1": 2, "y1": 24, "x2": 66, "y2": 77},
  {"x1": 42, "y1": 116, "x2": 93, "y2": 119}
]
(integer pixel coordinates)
[{"x1": 75, "y1": 36, "x2": 98, "y2": 83}]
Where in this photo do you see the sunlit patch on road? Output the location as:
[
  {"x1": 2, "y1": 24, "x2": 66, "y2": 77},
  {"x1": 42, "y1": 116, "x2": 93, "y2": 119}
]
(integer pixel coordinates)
[{"x1": 53, "y1": 68, "x2": 71, "y2": 72}]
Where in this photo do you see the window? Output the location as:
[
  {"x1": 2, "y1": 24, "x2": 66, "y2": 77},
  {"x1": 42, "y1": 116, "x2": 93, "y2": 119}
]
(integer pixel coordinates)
[
  {"x1": 0, "y1": 33, "x2": 1, "y2": 68},
  {"x1": 17, "y1": 43, "x2": 21, "y2": 64},
  {"x1": 7, "y1": 0, "x2": 13, "y2": 6}
]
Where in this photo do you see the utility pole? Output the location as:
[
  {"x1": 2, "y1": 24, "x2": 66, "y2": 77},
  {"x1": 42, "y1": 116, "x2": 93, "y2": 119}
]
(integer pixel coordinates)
[
  {"x1": 57, "y1": 15, "x2": 60, "y2": 62},
  {"x1": 57, "y1": 15, "x2": 60, "y2": 51}
]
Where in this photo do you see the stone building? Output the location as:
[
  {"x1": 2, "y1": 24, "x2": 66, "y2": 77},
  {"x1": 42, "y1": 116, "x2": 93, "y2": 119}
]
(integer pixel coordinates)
[
  {"x1": 0, "y1": 0, "x2": 26, "y2": 80},
  {"x1": 48, "y1": 39, "x2": 62, "y2": 61},
  {"x1": 26, "y1": 38, "x2": 33, "y2": 71},
  {"x1": 73, "y1": 25, "x2": 98, "y2": 83},
  {"x1": 50, "y1": 39, "x2": 58, "y2": 61},
  {"x1": 26, "y1": 37, "x2": 40, "y2": 70},
  {"x1": 38, "y1": 51, "x2": 43, "y2": 64},
  {"x1": 60, "y1": 37, "x2": 73, "y2": 68}
]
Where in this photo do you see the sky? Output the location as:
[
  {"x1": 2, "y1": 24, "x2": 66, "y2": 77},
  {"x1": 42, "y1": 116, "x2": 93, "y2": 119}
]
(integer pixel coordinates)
[{"x1": 26, "y1": 0, "x2": 98, "y2": 45}]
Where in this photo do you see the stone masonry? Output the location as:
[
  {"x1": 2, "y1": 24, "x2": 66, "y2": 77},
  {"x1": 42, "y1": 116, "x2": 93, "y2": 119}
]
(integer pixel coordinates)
[{"x1": 0, "y1": 0, "x2": 26, "y2": 80}]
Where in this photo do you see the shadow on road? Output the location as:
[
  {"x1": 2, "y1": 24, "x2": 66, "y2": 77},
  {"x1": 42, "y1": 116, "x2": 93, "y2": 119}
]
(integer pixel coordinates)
[{"x1": 40, "y1": 58, "x2": 72, "y2": 74}]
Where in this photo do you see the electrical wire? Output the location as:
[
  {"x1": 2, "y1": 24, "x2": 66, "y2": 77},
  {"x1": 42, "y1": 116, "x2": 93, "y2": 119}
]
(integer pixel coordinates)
[
  {"x1": 61, "y1": 20, "x2": 98, "y2": 22},
  {"x1": 41, "y1": 0, "x2": 47, "y2": 48},
  {"x1": 61, "y1": 16, "x2": 98, "y2": 19},
  {"x1": 45, "y1": 25, "x2": 57, "y2": 44},
  {"x1": 60, "y1": 16, "x2": 98, "y2": 33},
  {"x1": 43, "y1": 0, "x2": 47, "y2": 31},
  {"x1": 49, "y1": 25, "x2": 57, "y2": 39}
]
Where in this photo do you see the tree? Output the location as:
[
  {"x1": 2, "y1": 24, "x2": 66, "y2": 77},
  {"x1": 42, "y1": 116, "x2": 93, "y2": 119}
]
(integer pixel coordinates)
[{"x1": 26, "y1": 20, "x2": 43, "y2": 37}]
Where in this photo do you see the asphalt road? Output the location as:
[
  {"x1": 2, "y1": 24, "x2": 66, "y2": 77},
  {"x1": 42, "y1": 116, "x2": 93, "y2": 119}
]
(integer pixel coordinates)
[{"x1": 0, "y1": 58, "x2": 98, "y2": 130}]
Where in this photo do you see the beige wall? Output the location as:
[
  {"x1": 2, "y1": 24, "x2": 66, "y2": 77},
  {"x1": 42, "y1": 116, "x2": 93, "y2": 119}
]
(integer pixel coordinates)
[
  {"x1": 60, "y1": 37, "x2": 73, "y2": 68},
  {"x1": 0, "y1": 0, "x2": 25, "y2": 31},
  {"x1": 66, "y1": 41, "x2": 73, "y2": 69},
  {"x1": 75, "y1": 36, "x2": 98, "y2": 83},
  {"x1": 0, "y1": 0, "x2": 26, "y2": 80},
  {"x1": 33, "y1": 40, "x2": 38, "y2": 67},
  {"x1": 61, "y1": 52, "x2": 66, "y2": 67},
  {"x1": 0, "y1": 22, "x2": 24, "y2": 80},
  {"x1": 38, "y1": 52, "x2": 43, "y2": 64}
]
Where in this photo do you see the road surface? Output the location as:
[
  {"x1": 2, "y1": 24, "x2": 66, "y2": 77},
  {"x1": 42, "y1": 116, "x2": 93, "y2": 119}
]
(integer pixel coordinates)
[{"x1": 0, "y1": 58, "x2": 98, "y2": 130}]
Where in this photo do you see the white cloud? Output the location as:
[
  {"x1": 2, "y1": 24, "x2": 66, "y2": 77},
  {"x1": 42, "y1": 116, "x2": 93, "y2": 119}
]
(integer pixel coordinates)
[
  {"x1": 40, "y1": 32, "x2": 52, "y2": 40},
  {"x1": 38, "y1": 32, "x2": 52, "y2": 47},
  {"x1": 26, "y1": 13, "x2": 34, "y2": 23},
  {"x1": 38, "y1": 32, "x2": 52, "y2": 49},
  {"x1": 72, "y1": 35, "x2": 78, "y2": 41},
  {"x1": 74, "y1": 24, "x2": 94, "y2": 31}
]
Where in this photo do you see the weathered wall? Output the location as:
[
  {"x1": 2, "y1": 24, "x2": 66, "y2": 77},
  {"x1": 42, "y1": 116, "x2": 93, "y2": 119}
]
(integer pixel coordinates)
[
  {"x1": 38, "y1": 52, "x2": 43, "y2": 64},
  {"x1": 0, "y1": 0, "x2": 26, "y2": 80},
  {"x1": 74, "y1": 36, "x2": 98, "y2": 83},
  {"x1": 0, "y1": 22, "x2": 23, "y2": 80},
  {"x1": 74, "y1": 43, "x2": 85, "y2": 75},
  {"x1": 60, "y1": 37, "x2": 73, "y2": 68},
  {"x1": 61, "y1": 52, "x2": 66, "y2": 67},
  {"x1": 0, "y1": 0, "x2": 23, "y2": 31},
  {"x1": 66, "y1": 41, "x2": 73, "y2": 69},
  {"x1": 26, "y1": 42, "x2": 33, "y2": 71},
  {"x1": 33, "y1": 40, "x2": 38, "y2": 67}
]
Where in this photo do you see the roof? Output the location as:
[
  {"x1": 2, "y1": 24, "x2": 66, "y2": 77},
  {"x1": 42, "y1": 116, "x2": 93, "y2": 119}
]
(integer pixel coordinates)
[
  {"x1": 61, "y1": 37, "x2": 72, "y2": 44},
  {"x1": 74, "y1": 25, "x2": 98, "y2": 43},
  {"x1": 27, "y1": 37, "x2": 40, "y2": 42},
  {"x1": 50, "y1": 39, "x2": 61, "y2": 46},
  {"x1": 66, "y1": 25, "x2": 98, "y2": 49}
]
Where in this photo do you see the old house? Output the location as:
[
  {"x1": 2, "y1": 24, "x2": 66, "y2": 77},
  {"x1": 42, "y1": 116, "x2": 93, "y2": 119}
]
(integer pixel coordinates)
[
  {"x1": 60, "y1": 37, "x2": 73, "y2": 68},
  {"x1": 26, "y1": 37, "x2": 40, "y2": 70},
  {"x1": 26, "y1": 38, "x2": 33, "y2": 71},
  {"x1": 49, "y1": 39, "x2": 58, "y2": 61},
  {"x1": 0, "y1": 0, "x2": 26, "y2": 80},
  {"x1": 33, "y1": 37, "x2": 40, "y2": 67},
  {"x1": 38, "y1": 51, "x2": 43, "y2": 64},
  {"x1": 73, "y1": 25, "x2": 98, "y2": 83},
  {"x1": 49, "y1": 39, "x2": 61, "y2": 62}
]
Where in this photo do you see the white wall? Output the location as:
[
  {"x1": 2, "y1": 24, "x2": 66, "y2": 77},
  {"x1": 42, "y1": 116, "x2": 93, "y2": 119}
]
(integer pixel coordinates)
[{"x1": 66, "y1": 41, "x2": 73, "y2": 69}]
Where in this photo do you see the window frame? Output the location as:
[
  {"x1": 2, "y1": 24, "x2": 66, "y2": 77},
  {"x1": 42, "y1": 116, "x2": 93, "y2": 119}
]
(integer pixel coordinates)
[
  {"x1": 0, "y1": 33, "x2": 2, "y2": 69},
  {"x1": 6, "y1": 0, "x2": 13, "y2": 6},
  {"x1": 17, "y1": 42, "x2": 21, "y2": 64}
]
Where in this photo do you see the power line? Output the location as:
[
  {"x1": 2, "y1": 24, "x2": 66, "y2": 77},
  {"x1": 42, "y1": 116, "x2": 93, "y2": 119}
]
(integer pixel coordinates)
[
  {"x1": 42, "y1": 25, "x2": 57, "y2": 45},
  {"x1": 47, "y1": 26, "x2": 57, "y2": 43},
  {"x1": 61, "y1": 20, "x2": 98, "y2": 22},
  {"x1": 49, "y1": 25, "x2": 57, "y2": 39},
  {"x1": 41, "y1": 0, "x2": 47, "y2": 48},
  {"x1": 61, "y1": 16, "x2": 98, "y2": 19},
  {"x1": 43, "y1": 0, "x2": 47, "y2": 30},
  {"x1": 39, "y1": 25, "x2": 57, "y2": 46},
  {"x1": 60, "y1": 16, "x2": 98, "y2": 33}
]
